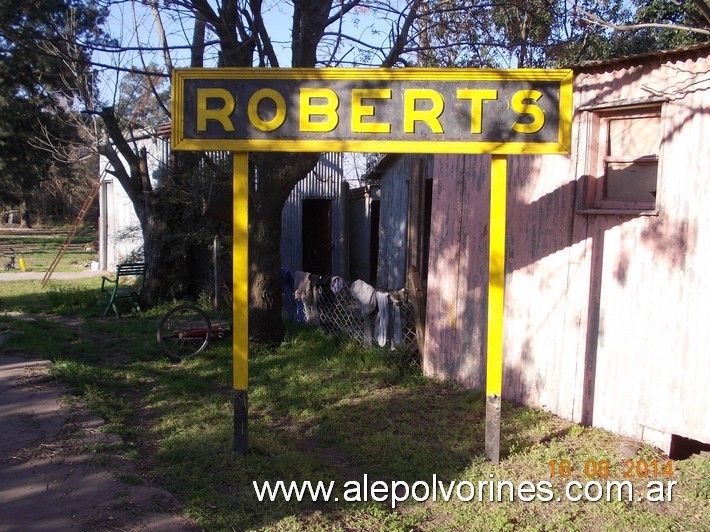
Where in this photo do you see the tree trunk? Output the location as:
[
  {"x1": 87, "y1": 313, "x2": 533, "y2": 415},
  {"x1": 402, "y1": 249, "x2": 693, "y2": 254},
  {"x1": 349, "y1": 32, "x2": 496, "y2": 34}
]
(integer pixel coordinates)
[
  {"x1": 140, "y1": 206, "x2": 174, "y2": 303},
  {"x1": 248, "y1": 195, "x2": 285, "y2": 342},
  {"x1": 246, "y1": 152, "x2": 321, "y2": 343}
]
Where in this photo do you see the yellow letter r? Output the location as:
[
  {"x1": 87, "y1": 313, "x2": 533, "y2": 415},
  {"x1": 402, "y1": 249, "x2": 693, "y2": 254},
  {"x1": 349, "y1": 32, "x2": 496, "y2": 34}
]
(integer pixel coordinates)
[{"x1": 196, "y1": 88, "x2": 235, "y2": 132}]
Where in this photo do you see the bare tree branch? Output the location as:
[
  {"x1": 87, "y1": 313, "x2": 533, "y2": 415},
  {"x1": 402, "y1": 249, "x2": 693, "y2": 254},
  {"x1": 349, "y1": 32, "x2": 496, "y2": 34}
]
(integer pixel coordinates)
[
  {"x1": 148, "y1": 0, "x2": 174, "y2": 75},
  {"x1": 325, "y1": 0, "x2": 362, "y2": 27},
  {"x1": 691, "y1": 0, "x2": 710, "y2": 25},
  {"x1": 191, "y1": 10, "x2": 206, "y2": 67},
  {"x1": 573, "y1": 3, "x2": 710, "y2": 36},
  {"x1": 247, "y1": 0, "x2": 280, "y2": 67},
  {"x1": 382, "y1": 0, "x2": 424, "y2": 67}
]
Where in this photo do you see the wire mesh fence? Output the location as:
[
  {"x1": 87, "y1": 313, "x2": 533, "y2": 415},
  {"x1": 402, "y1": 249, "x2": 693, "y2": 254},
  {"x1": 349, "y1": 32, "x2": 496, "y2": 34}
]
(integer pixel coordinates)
[{"x1": 290, "y1": 281, "x2": 421, "y2": 369}]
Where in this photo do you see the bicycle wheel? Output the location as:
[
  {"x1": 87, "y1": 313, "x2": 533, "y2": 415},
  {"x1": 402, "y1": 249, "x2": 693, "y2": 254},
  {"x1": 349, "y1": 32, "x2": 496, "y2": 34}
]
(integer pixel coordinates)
[{"x1": 157, "y1": 304, "x2": 212, "y2": 361}]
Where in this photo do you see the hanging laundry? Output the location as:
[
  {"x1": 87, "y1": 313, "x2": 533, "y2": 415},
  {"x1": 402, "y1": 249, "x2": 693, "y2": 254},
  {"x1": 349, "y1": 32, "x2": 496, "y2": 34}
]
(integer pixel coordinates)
[
  {"x1": 294, "y1": 271, "x2": 317, "y2": 322},
  {"x1": 392, "y1": 302, "x2": 402, "y2": 346},
  {"x1": 293, "y1": 271, "x2": 311, "y2": 301},
  {"x1": 351, "y1": 279, "x2": 377, "y2": 346},
  {"x1": 281, "y1": 268, "x2": 294, "y2": 288},
  {"x1": 330, "y1": 275, "x2": 345, "y2": 294},
  {"x1": 309, "y1": 273, "x2": 331, "y2": 287},
  {"x1": 389, "y1": 289, "x2": 407, "y2": 346},
  {"x1": 374, "y1": 291, "x2": 390, "y2": 347},
  {"x1": 350, "y1": 279, "x2": 377, "y2": 316},
  {"x1": 296, "y1": 299, "x2": 306, "y2": 322},
  {"x1": 311, "y1": 274, "x2": 332, "y2": 325}
]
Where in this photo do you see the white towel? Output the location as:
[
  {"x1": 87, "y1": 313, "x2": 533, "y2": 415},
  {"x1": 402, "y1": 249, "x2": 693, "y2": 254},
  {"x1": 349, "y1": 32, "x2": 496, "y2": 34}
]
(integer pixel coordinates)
[
  {"x1": 375, "y1": 291, "x2": 389, "y2": 347},
  {"x1": 350, "y1": 279, "x2": 377, "y2": 316}
]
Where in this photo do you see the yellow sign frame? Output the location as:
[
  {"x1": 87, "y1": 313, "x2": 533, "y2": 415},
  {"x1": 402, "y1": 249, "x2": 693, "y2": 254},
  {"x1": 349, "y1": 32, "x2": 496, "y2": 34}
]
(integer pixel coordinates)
[
  {"x1": 171, "y1": 67, "x2": 573, "y2": 463},
  {"x1": 172, "y1": 68, "x2": 572, "y2": 155}
]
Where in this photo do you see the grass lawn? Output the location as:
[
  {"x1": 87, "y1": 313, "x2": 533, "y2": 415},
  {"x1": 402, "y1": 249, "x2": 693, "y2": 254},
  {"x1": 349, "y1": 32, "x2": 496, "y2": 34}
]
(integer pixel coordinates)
[
  {"x1": 0, "y1": 229, "x2": 98, "y2": 273},
  {"x1": 0, "y1": 278, "x2": 707, "y2": 531}
]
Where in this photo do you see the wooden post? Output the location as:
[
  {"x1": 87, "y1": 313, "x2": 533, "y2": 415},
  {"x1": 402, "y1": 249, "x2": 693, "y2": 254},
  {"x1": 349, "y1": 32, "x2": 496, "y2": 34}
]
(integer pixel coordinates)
[
  {"x1": 406, "y1": 158, "x2": 428, "y2": 366},
  {"x1": 233, "y1": 153, "x2": 249, "y2": 456},
  {"x1": 485, "y1": 155, "x2": 507, "y2": 465},
  {"x1": 406, "y1": 266, "x2": 426, "y2": 365},
  {"x1": 407, "y1": 157, "x2": 426, "y2": 275}
]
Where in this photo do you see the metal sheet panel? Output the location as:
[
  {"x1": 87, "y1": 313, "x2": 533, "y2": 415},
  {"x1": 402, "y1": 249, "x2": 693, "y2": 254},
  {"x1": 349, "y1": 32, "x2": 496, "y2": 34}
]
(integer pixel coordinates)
[
  {"x1": 422, "y1": 48, "x2": 710, "y2": 448},
  {"x1": 280, "y1": 152, "x2": 345, "y2": 275}
]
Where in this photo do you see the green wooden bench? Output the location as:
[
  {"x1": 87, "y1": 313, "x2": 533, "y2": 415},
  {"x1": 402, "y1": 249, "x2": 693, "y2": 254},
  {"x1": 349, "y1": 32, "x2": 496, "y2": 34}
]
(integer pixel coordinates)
[{"x1": 101, "y1": 262, "x2": 147, "y2": 318}]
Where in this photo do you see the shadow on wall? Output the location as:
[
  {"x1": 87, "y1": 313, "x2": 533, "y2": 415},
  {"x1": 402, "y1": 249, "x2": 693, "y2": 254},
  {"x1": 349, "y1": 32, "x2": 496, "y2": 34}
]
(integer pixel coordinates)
[{"x1": 421, "y1": 149, "x2": 698, "y2": 433}]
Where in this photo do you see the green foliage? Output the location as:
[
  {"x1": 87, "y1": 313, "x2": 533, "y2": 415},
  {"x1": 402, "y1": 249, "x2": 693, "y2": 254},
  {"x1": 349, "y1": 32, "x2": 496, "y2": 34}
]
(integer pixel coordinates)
[
  {"x1": 623, "y1": 0, "x2": 710, "y2": 53},
  {"x1": 419, "y1": 0, "x2": 633, "y2": 67},
  {"x1": 419, "y1": 0, "x2": 707, "y2": 68},
  {"x1": 0, "y1": 0, "x2": 109, "y2": 219},
  {"x1": 115, "y1": 65, "x2": 170, "y2": 131}
]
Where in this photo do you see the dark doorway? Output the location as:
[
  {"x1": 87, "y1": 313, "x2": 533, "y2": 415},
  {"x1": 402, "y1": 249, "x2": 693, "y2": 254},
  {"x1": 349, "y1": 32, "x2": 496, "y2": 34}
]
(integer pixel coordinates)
[
  {"x1": 302, "y1": 199, "x2": 332, "y2": 275},
  {"x1": 369, "y1": 200, "x2": 380, "y2": 286}
]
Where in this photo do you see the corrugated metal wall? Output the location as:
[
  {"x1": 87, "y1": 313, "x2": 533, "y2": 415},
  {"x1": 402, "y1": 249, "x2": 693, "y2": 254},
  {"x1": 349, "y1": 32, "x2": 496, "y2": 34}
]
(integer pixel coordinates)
[
  {"x1": 375, "y1": 155, "x2": 434, "y2": 290},
  {"x1": 376, "y1": 155, "x2": 409, "y2": 290},
  {"x1": 421, "y1": 46, "x2": 710, "y2": 450},
  {"x1": 569, "y1": 49, "x2": 710, "y2": 446},
  {"x1": 348, "y1": 186, "x2": 371, "y2": 283},
  {"x1": 280, "y1": 152, "x2": 346, "y2": 276}
]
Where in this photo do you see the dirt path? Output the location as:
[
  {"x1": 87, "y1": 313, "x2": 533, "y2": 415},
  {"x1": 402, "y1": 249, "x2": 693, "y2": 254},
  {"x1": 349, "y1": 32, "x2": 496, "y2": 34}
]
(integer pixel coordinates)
[{"x1": 0, "y1": 354, "x2": 199, "y2": 532}]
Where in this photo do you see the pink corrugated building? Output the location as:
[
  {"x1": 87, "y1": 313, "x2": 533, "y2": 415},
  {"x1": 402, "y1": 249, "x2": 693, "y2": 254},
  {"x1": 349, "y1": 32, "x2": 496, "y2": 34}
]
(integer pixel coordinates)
[{"x1": 368, "y1": 44, "x2": 710, "y2": 455}]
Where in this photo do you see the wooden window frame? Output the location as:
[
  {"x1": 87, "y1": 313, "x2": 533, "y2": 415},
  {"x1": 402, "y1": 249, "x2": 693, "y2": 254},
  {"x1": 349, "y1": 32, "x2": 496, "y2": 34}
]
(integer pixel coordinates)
[{"x1": 578, "y1": 102, "x2": 664, "y2": 215}]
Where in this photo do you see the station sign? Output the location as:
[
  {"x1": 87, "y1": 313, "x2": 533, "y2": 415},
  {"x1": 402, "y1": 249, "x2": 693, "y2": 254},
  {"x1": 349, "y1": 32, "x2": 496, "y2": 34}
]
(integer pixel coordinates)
[{"x1": 172, "y1": 68, "x2": 572, "y2": 154}]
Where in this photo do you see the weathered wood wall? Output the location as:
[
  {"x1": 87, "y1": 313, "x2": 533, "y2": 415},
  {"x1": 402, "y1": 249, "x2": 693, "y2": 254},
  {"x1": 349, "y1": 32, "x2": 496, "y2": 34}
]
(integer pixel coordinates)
[
  {"x1": 423, "y1": 154, "x2": 491, "y2": 389},
  {"x1": 376, "y1": 155, "x2": 412, "y2": 290},
  {"x1": 376, "y1": 155, "x2": 435, "y2": 290},
  {"x1": 422, "y1": 45, "x2": 710, "y2": 450}
]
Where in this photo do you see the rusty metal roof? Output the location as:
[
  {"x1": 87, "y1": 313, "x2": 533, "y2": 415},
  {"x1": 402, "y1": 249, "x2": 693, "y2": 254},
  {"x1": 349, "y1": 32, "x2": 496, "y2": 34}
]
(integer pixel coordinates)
[{"x1": 573, "y1": 41, "x2": 710, "y2": 70}]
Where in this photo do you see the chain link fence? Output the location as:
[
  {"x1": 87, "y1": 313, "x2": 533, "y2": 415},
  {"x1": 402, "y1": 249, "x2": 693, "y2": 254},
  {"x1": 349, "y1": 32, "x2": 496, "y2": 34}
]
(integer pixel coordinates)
[{"x1": 290, "y1": 281, "x2": 421, "y2": 369}]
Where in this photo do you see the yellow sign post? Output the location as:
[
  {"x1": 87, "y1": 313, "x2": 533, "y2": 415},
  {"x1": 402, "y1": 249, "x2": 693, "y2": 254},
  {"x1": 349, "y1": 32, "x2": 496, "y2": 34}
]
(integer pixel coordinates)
[
  {"x1": 485, "y1": 154, "x2": 508, "y2": 464},
  {"x1": 232, "y1": 153, "x2": 249, "y2": 454},
  {"x1": 172, "y1": 67, "x2": 572, "y2": 462}
]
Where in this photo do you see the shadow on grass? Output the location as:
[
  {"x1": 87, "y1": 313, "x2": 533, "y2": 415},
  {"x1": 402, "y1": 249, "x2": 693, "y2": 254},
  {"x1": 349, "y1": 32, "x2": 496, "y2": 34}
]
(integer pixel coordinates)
[
  {"x1": 0, "y1": 301, "x2": 570, "y2": 530},
  {"x1": 145, "y1": 325, "x2": 571, "y2": 530},
  {"x1": 3, "y1": 301, "x2": 706, "y2": 530},
  {"x1": 0, "y1": 280, "x2": 105, "y2": 316}
]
